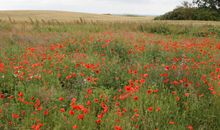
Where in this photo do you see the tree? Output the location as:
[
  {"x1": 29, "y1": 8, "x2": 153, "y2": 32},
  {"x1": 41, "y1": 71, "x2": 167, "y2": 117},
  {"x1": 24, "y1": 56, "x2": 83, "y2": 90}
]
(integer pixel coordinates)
[
  {"x1": 193, "y1": 0, "x2": 220, "y2": 10},
  {"x1": 182, "y1": 1, "x2": 193, "y2": 8},
  {"x1": 154, "y1": 0, "x2": 220, "y2": 21}
]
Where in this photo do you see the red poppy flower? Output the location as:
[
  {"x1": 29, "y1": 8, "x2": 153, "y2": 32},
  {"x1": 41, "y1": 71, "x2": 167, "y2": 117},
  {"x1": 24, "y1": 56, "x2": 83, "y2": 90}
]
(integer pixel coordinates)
[
  {"x1": 78, "y1": 114, "x2": 84, "y2": 120},
  {"x1": 72, "y1": 125, "x2": 78, "y2": 129},
  {"x1": 44, "y1": 109, "x2": 49, "y2": 116},
  {"x1": 60, "y1": 108, "x2": 65, "y2": 113},
  {"x1": 0, "y1": 63, "x2": 4, "y2": 72},
  {"x1": 156, "y1": 107, "x2": 161, "y2": 112},
  {"x1": 165, "y1": 66, "x2": 169, "y2": 71},
  {"x1": 87, "y1": 100, "x2": 91, "y2": 106},
  {"x1": 187, "y1": 125, "x2": 193, "y2": 130},
  {"x1": 144, "y1": 73, "x2": 149, "y2": 78},
  {"x1": 96, "y1": 119, "x2": 101, "y2": 124},
  {"x1": 0, "y1": 93, "x2": 5, "y2": 99},
  {"x1": 87, "y1": 88, "x2": 93, "y2": 95},
  {"x1": 18, "y1": 92, "x2": 23, "y2": 97},
  {"x1": 59, "y1": 97, "x2": 64, "y2": 101},
  {"x1": 169, "y1": 121, "x2": 175, "y2": 125},
  {"x1": 134, "y1": 96, "x2": 138, "y2": 101},
  {"x1": 147, "y1": 89, "x2": 153, "y2": 95},
  {"x1": 12, "y1": 113, "x2": 19, "y2": 119},
  {"x1": 148, "y1": 107, "x2": 153, "y2": 112},
  {"x1": 115, "y1": 126, "x2": 122, "y2": 130},
  {"x1": 69, "y1": 110, "x2": 75, "y2": 115}
]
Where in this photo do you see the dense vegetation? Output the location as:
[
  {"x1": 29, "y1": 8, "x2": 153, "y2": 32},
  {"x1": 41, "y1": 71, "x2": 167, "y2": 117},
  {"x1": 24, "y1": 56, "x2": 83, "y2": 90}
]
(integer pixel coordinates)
[
  {"x1": 155, "y1": 0, "x2": 220, "y2": 21},
  {"x1": 0, "y1": 20, "x2": 220, "y2": 130},
  {"x1": 155, "y1": 7, "x2": 220, "y2": 21}
]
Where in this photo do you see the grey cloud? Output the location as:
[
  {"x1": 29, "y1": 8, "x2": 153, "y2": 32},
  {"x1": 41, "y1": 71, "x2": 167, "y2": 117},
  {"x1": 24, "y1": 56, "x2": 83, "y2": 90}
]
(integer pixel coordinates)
[{"x1": 0, "y1": 0, "x2": 192, "y2": 15}]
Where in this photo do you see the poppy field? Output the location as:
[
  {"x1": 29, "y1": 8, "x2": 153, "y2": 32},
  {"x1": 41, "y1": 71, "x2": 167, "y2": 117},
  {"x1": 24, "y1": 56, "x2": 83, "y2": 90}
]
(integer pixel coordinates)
[{"x1": 0, "y1": 21, "x2": 220, "y2": 130}]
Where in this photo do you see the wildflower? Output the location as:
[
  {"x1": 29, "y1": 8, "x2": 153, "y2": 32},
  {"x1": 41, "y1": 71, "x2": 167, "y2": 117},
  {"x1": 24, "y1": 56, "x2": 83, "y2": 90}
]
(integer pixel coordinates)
[
  {"x1": 66, "y1": 75, "x2": 72, "y2": 80},
  {"x1": 169, "y1": 121, "x2": 175, "y2": 125},
  {"x1": 156, "y1": 107, "x2": 161, "y2": 112},
  {"x1": 211, "y1": 91, "x2": 216, "y2": 95},
  {"x1": 87, "y1": 88, "x2": 93, "y2": 95},
  {"x1": 72, "y1": 125, "x2": 78, "y2": 129},
  {"x1": 94, "y1": 98, "x2": 99, "y2": 103},
  {"x1": 122, "y1": 108, "x2": 127, "y2": 113},
  {"x1": 144, "y1": 73, "x2": 149, "y2": 78},
  {"x1": 71, "y1": 98, "x2": 77, "y2": 103},
  {"x1": 59, "y1": 97, "x2": 64, "y2": 101},
  {"x1": 69, "y1": 110, "x2": 75, "y2": 115},
  {"x1": 165, "y1": 66, "x2": 169, "y2": 71},
  {"x1": 8, "y1": 95, "x2": 14, "y2": 99},
  {"x1": 28, "y1": 47, "x2": 35, "y2": 52},
  {"x1": 0, "y1": 63, "x2": 4, "y2": 72},
  {"x1": 96, "y1": 119, "x2": 101, "y2": 124},
  {"x1": 78, "y1": 114, "x2": 84, "y2": 120},
  {"x1": 60, "y1": 108, "x2": 65, "y2": 113},
  {"x1": 44, "y1": 109, "x2": 49, "y2": 116},
  {"x1": 87, "y1": 100, "x2": 91, "y2": 106},
  {"x1": 0, "y1": 93, "x2": 5, "y2": 99},
  {"x1": 37, "y1": 106, "x2": 42, "y2": 111},
  {"x1": 32, "y1": 123, "x2": 43, "y2": 130},
  {"x1": 147, "y1": 89, "x2": 153, "y2": 95},
  {"x1": 160, "y1": 73, "x2": 168, "y2": 77},
  {"x1": 173, "y1": 81, "x2": 179, "y2": 86},
  {"x1": 125, "y1": 86, "x2": 132, "y2": 92},
  {"x1": 115, "y1": 126, "x2": 122, "y2": 130},
  {"x1": 97, "y1": 113, "x2": 104, "y2": 119},
  {"x1": 18, "y1": 92, "x2": 23, "y2": 97},
  {"x1": 134, "y1": 108, "x2": 138, "y2": 113},
  {"x1": 12, "y1": 113, "x2": 19, "y2": 119},
  {"x1": 185, "y1": 93, "x2": 189, "y2": 97},
  {"x1": 187, "y1": 125, "x2": 193, "y2": 130},
  {"x1": 148, "y1": 107, "x2": 153, "y2": 112},
  {"x1": 115, "y1": 102, "x2": 120, "y2": 107},
  {"x1": 134, "y1": 96, "x2": 138, "y2": 101},
  {"x1": 176, "y1": 96, "x2": 180, "y2": 101},
  {"x1": 172, "y1": 91, "x2": 177, "y2": 95},
  {"x1": 154, "y1": 89, "x2": 159, "y2": 93},
  {"x1": 57, "y1": 73, "x2": 61, "y2": 78},
  {"x1": 140, "y1": 79, "x2": 145, "y2": 84}
]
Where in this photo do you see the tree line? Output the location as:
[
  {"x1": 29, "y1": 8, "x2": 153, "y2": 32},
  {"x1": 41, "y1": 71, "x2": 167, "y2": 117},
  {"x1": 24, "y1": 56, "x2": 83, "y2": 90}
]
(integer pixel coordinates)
[{"x1": 155, "y1": 0, "x2": 220, "y2": 21}]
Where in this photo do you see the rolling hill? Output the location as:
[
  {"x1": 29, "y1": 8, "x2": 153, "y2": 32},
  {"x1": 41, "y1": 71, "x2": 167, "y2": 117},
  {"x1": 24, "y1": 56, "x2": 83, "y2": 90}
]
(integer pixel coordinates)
[{"x1": 0, "y1": 10, "x2": 154, "y2": 23}]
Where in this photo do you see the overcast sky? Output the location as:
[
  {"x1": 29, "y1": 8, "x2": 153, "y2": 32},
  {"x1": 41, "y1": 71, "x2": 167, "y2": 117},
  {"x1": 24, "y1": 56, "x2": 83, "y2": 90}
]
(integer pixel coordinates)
[{"x1": 0, "y1": 0, "x2": 192, "y2": 15}]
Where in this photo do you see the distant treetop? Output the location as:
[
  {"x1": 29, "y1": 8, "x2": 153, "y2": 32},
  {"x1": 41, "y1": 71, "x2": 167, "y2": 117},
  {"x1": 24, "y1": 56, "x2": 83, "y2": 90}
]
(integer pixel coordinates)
[
  {"x1": 155, "y1": 0, "x2": 220, "y2": 21},
  {"x1": 193, "y1": 0, "x2": 220, "y2": 11}
]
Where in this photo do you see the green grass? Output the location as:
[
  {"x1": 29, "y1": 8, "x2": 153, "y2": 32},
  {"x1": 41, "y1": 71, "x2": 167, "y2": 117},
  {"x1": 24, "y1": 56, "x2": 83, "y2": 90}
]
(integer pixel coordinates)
[{"x1": 0, "y1": 19, "x2": 220, "y2": 130}]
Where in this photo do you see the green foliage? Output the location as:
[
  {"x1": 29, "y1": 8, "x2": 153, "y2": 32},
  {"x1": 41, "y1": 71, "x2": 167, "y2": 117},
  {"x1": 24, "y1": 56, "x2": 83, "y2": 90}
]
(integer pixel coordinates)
[
  {"x1": 193, "y1": 0, "x2": 220, "y2": 10},
  {"x1": 155, "y1": 7, "x2": 220, "y2": 21},
  {"x1": 137, "y1": 23, "x2": 220, "y2": 37}
]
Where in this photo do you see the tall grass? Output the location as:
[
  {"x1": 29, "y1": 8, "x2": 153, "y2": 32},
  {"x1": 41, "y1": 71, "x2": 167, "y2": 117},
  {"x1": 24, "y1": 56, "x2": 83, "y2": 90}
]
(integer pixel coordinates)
[{"x1": 0, "y1": 19, "x2": 220, "y2": 130}]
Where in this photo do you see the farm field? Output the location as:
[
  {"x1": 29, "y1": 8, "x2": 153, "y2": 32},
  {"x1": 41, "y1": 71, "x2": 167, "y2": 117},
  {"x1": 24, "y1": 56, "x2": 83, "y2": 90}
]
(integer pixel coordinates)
[
  {"x1": 0, "y1": 11, "x2": 220, "y2": 130},
  {"x1": 0, "y1": 10, "x2": 154, "y2": 23}
]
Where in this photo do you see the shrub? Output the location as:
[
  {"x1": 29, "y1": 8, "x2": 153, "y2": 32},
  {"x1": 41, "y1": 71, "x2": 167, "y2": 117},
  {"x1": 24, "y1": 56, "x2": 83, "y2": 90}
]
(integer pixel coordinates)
[{"x1": 155, "y1": 7, "x2": 220, "y2": 21}]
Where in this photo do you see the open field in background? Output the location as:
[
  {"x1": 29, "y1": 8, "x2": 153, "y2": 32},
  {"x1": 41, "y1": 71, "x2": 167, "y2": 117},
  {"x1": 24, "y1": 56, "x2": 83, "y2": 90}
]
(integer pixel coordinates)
[
  {"x1": 0, "y1": 10, "x2": 154, "y2": 23},
  {"x1": 1, "y1": 10, "x2": 220, "y2": 25},
  {"x1": 0, "y1": 11, "x2": 220, "y2": 130}
]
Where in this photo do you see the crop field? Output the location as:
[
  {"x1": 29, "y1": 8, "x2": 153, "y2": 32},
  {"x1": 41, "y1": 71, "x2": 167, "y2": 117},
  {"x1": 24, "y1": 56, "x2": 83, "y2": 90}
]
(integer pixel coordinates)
[
  {"x1": 0, "y1": 10, "x2": 154, "y2": 23},
  {"x1": 0, "y1": 11, "x2": 220, "y2": 130}
]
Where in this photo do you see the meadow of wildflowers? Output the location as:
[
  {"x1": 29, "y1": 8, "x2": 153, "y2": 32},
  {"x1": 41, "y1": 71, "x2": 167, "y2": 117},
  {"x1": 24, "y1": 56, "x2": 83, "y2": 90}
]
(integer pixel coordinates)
[{"x1": 0, "y1": 22, "x2": 220, "y2": 130}]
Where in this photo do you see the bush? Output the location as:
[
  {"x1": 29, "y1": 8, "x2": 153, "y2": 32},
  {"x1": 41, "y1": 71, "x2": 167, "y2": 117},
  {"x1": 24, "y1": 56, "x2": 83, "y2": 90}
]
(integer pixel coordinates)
[
  {"x1": 155, "y1": 7, "x2": 220, "y2": 21},
  {"x1": 194, "y1": 8, "x2": 220, "y2": 21}
]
